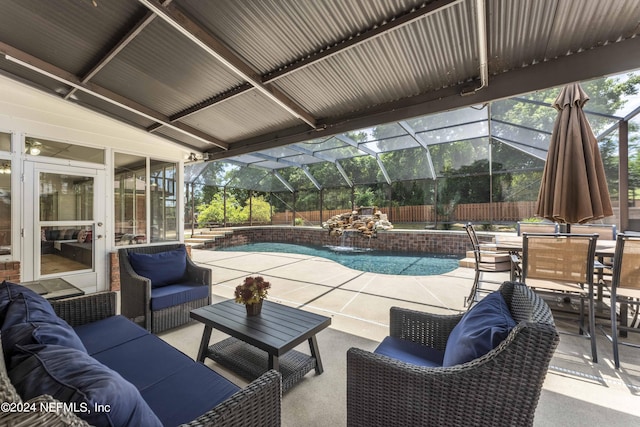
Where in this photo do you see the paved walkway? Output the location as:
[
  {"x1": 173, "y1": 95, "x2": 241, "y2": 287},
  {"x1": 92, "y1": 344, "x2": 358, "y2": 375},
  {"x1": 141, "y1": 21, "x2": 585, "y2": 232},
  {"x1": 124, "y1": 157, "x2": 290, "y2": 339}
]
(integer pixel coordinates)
[{"x1": 189, "y1": 248, "x2": 640, "y2": 422}]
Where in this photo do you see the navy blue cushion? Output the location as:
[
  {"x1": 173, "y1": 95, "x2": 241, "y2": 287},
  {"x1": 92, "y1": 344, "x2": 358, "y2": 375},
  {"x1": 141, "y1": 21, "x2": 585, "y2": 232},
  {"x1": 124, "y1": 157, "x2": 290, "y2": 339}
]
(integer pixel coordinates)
[
  {"x1": 9, "y1": 344, "x2": 162, "y2": 427},
  {"x1": 1, "y1": 293, "x2": 87, "y2": 360},
  {"x1": 150, "y1": 282, "x2": 209, "y2": 311},
  {"x1": 91, "y1": 334, "x2": 194, "y2": 391},
  {"x1": 141, "y1": 363, "x2": 240, "y2": 426},
  {"x1": 443, "y1": 291, "x2": 516, "y2": 367},
  {"x1": 0, "y1": 281, "x2": 52, "y2": 324},
  {"x1": 31, "y1": 322, "x2": 86, "y2": 350},
  {"x1": 374, "y1": 336, "x2": 444, "y2": 367},
  {"x1": 74, "y1": 315, "x2": 149, "y2": 355},
  {"x1": 128, "y1": 247, "x2": 187, "y2": 288},
  {"x1": 2, "y1": 289, "x2": 56, "y2": 327},
  {"x1": 1, "y1": 323, "x2": 36, "y2": 359}
]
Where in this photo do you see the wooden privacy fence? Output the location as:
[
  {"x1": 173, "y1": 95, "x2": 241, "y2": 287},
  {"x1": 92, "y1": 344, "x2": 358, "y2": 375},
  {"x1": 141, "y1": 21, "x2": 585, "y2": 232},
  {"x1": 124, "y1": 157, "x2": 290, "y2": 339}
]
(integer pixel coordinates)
[{"x1": 271, "y1": 201, "x2": 537, "y2": 224}]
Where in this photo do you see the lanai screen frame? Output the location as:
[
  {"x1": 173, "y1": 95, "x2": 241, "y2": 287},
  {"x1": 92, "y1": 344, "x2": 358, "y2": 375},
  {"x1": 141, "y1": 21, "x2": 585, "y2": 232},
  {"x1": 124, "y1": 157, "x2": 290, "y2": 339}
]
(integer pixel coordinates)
[{"x1": 185, "y1": 72, "x2": 640, "y2": 229}]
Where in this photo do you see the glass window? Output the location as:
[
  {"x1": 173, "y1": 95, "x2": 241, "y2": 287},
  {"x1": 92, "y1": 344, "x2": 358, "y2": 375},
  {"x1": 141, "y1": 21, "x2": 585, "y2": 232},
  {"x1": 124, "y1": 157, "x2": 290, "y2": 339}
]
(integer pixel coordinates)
[
  {"x1": 39, "y1": 172, "x2": 95, "y2": 275},
  {"x1": 25, "y1": 137, "x2": 104, "y2": 164},
  {"x1": 0, "y1": 158, "x2": 10, "y2": 256},
  {"x1": 150, "y1": 160, "x2": 177, "y2": 243},
  {"x1": 40, "y1": 173, "x2": 93, "y2": 221},
  {"x1": 0, "y1": 132, "x2": 10, "y2": 152},
  {"x1": 114, "y1": 154, "x2": 179, "y2": 245},
  {"x1": 114, "y1": 153, "x2": 147, "y2": 245},
  {"x1": 1, "y1": 132, "x2": 10, "y2": 256}
]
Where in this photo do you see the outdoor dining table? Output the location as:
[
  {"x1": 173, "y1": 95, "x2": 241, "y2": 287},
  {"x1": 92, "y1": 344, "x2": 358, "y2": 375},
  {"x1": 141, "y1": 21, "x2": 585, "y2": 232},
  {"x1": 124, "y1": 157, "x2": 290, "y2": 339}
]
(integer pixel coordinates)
[{"x1": 493, "y1": 235, "x2": 615, "y2": 256}]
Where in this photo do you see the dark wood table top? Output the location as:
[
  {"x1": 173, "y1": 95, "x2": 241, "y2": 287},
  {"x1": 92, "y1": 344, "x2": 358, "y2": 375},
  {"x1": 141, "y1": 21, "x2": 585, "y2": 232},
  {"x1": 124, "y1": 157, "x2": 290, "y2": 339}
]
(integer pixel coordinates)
[{"x1": 191, "y1": 299, "x2": 331, "y2": 357}]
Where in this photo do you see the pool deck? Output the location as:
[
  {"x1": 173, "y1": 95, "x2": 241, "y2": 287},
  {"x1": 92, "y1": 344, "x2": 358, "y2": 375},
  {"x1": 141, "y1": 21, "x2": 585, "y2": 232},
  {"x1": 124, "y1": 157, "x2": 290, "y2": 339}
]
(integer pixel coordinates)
[
  {"x1": 191, "y1": 247, "x2": 473, "y2": 341},
  {"x1": 188, "y1": 247, "x2": 640, "y2": 425}
]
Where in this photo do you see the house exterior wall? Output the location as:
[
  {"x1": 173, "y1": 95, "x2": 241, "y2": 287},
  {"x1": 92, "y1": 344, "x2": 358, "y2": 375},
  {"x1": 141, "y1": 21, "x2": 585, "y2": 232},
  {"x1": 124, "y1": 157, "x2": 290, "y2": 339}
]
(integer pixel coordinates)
[{"x1": 0, "y1": 75, "x2": 191, "y2": 290}]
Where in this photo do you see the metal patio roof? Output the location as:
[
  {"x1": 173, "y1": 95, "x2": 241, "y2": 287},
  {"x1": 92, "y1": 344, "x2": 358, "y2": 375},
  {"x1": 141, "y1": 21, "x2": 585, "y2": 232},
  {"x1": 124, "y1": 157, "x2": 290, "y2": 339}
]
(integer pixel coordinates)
[{"x1": 1, "y1": 0, "x2": 640, "y2": 164}]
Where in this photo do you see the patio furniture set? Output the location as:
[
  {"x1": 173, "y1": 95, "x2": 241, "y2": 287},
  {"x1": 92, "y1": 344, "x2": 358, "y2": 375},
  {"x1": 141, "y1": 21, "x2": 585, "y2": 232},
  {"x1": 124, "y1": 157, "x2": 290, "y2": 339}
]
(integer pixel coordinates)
[
  {"x1": 2, "y1": 238, "x2": 636, "y2": 426},
  {"x1": 0, "y1": 281, "x2": 280, "y2": 426},
  {"x1": 465, "y1": 222, "x2": 640, "y2": 368}
]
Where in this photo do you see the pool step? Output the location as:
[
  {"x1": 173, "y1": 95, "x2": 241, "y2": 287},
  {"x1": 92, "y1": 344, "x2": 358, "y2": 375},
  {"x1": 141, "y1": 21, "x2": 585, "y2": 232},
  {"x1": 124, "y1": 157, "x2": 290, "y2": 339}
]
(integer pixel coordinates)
[
  {"x1": 185, "y1": 228, "x2": 234, "y2": 248},
  {"x1": 459, "y1": 250, "x2": 512, "y2": 271}
]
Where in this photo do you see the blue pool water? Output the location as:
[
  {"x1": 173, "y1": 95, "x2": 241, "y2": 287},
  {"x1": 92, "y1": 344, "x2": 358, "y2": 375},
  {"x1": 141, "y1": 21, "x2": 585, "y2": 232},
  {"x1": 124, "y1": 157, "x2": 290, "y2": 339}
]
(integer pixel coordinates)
[{"x1": 218, "y1": 242, "x2": 461, "y2": 276}]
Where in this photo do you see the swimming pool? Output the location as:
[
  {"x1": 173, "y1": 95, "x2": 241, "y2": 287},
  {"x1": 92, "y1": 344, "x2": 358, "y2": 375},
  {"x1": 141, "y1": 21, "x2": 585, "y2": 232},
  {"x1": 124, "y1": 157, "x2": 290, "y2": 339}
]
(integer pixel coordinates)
[{"x1": 218, "y1": 242, "x2": 461, "y2": 276}]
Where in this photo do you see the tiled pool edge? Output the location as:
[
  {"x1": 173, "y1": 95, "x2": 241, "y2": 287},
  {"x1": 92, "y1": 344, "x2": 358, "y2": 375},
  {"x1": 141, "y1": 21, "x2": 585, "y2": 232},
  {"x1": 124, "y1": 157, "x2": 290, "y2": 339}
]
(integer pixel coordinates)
[{"x1": 200, "y1": 226, "x2": 486, "y2": 256}]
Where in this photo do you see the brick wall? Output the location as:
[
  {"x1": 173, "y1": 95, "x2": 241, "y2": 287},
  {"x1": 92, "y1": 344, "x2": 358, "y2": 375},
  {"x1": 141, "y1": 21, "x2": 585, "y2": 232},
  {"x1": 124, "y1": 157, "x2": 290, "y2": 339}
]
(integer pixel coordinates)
[
  {"x1": 0, "y1": 261, "x2": 20, "y2": 282},
  {"x1": 109, "y1": 252, "x2": 120, "y2": 291},
  {"x1": 202, "y1": 226, "x2": 474, "y2": 256}
]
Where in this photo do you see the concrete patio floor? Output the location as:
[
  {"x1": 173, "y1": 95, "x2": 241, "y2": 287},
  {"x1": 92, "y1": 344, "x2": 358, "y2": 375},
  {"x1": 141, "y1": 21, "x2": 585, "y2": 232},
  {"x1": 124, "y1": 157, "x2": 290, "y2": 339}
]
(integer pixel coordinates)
[{"x1": 185, "y1": 247, "x2": 640, "y2": 425}]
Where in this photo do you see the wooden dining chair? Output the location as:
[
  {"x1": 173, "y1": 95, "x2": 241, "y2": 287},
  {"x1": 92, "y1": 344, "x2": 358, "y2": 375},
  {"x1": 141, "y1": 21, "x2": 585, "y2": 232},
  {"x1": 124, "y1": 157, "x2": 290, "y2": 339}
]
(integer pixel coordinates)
[
  {"x1": 605, "y1": 233, "x2": 640, "y2": 369},
  {"x1": 521, "y1": 233, "x2": 599, "y2": 362}
]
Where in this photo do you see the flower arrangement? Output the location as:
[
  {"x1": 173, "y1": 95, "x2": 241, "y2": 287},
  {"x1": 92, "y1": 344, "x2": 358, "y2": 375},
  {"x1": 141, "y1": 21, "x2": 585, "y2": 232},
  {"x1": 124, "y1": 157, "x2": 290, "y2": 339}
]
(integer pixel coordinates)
[{"x1": 234, "y1": 276, "x2": 271, "y2": 305}]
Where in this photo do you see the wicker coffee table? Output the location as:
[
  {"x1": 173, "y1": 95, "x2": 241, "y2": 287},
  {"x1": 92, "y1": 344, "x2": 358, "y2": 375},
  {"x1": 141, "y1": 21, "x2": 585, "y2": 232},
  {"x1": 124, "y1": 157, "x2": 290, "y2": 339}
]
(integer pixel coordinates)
[{"x1": 190, "y1": 299, "x2": 331, "y2": 391}]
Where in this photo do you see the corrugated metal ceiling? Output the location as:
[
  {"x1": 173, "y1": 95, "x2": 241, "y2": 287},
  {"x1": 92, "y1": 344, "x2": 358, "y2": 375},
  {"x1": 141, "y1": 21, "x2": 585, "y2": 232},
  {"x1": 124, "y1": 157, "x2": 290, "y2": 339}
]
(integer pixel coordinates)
[{"x1": 0, "y1": 0, "x2": 639, "y2": 157}]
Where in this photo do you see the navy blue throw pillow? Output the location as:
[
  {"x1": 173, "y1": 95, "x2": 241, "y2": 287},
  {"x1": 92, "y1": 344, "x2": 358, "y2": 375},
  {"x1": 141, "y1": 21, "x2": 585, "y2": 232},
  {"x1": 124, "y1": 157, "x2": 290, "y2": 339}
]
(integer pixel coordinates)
[
  {"x1": 9, "y1": 344, "x2": 162, "y2": 427},
  {"x1": 128, "y1": 247, "x2": 187, "y2": 288},
  {"x1": 0, "y1": 281, "x2": 48, "y2": 323},
  {"x1": 442, "y1": 291, "x2": 516, "y2": 367},
  {"x1": 1, "y1": 293, "x2": 87, "y2": 358}
]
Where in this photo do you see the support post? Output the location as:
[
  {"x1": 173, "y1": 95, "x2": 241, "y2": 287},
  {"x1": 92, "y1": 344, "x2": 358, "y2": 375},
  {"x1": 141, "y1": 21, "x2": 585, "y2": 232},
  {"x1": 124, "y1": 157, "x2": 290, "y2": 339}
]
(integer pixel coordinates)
[{"x1": 619, "y1": 120, "x2": 629, "y2": 231}]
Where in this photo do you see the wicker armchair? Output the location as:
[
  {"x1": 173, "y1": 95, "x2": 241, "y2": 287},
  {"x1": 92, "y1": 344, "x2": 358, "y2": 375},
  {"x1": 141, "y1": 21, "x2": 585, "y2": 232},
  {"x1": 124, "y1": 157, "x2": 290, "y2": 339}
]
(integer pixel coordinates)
[
  {"x1": 119, "y1": 244, "x2": 211, "y2": 333},
  {"x1": 347, "y1": 281, "x2": 559, "y2": 427}
]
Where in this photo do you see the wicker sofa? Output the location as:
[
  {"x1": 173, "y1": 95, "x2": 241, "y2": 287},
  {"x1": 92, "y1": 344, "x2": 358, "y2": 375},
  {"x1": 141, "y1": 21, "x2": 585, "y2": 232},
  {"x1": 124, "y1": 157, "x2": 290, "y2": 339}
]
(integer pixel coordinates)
[
  {"x1": 347, "y1": 281, "x2": 559, "y2": 427},
  {"x1": 0, "y1": 283, "x2": 282, "y2": 426},
  {"x1": 119, "y1": 244, "x2": 211, "y2": 333}
]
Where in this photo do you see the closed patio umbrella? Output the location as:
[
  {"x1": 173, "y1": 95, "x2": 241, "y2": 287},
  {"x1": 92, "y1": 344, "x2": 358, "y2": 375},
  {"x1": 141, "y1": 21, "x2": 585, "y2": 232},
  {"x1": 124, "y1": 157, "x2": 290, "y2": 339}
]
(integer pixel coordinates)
[{"x1": 535, "y1": 83, "x2": 613, "y2": 228}]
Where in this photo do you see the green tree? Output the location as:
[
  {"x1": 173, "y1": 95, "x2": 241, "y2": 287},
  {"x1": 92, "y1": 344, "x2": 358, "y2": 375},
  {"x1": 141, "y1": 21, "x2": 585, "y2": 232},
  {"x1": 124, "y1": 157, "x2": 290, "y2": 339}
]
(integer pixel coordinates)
[
  {"x1": 189, "y1": 73, "x2": 640, "y2": 220},
  {"x1": 241, "y1": 195, "x2": 272, "y2": 222},
  {"x1": 198, "y1": 193, "x2": 243, "y2": 225},
  {"x1": 493, "y1": 73, "x2": 640, "y2": 200},
  {"x1": 354, "y1": 187, "x2": 376, "y2": 207}
]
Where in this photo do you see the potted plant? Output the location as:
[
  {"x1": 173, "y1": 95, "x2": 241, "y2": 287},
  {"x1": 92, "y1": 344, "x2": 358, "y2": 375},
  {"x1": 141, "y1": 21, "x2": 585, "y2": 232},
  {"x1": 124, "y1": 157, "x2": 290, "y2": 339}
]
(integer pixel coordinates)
[{"x1": 234, "y1": 276, "x2": 271, "y2": 316}]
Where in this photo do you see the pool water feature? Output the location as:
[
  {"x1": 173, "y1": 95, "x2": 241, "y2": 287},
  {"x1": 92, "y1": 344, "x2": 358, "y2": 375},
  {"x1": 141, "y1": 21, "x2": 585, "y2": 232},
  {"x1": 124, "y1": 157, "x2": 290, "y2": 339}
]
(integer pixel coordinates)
[{"x1": 218, "y1": 242, "x2": 461, "y2": 276}]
